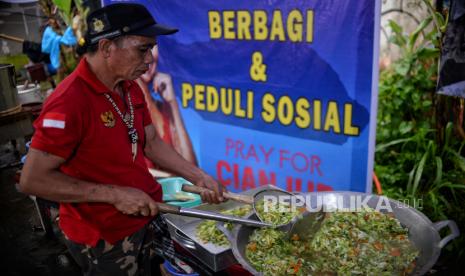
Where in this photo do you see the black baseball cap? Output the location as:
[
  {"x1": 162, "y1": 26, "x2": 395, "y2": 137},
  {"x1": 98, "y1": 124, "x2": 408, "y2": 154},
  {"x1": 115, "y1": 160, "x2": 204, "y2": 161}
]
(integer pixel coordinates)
[{"x1": 85, "y1": 3, "x2": 178, "y2": 45}]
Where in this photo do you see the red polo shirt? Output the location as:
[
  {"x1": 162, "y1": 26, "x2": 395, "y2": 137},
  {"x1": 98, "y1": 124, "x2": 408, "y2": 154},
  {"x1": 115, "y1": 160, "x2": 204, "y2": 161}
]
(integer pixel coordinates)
[{"x1": 30, "y1": 58, "x2": 162, "y2": 246}]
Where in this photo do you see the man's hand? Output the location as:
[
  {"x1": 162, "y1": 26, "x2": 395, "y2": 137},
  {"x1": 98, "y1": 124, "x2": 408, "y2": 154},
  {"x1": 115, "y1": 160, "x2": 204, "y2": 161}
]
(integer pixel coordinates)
[
  {"x1": 153, "y1": 72, "x2": 176, "y2": 102},
  {"x1": 194, "y1": 174, "x2": 225, "y2": 204},
  {"x1": 109, "y1": 186, "x2": 158, "y2": 216}
]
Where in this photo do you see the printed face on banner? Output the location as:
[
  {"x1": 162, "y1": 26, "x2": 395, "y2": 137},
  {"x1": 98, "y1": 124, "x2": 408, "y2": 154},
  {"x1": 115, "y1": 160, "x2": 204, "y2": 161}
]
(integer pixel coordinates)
[{"x1": 105, "y1": 0, "x2": 381, "y2": 193}]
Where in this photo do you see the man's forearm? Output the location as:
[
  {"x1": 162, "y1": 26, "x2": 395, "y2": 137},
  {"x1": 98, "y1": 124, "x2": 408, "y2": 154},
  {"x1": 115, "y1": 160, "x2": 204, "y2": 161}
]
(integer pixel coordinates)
[
  {"x1": 20, "y1": 148, "x2": 159, "y2": 216},
  {"x1": 20, "y1": 168, "x2": 115, "y2": 204},
  {"x1": 144, "y1": 126, "x2": 224, "y2": 203},
  {"x1": 144, "y1": 135, "x2": 205, "y2": 182}
]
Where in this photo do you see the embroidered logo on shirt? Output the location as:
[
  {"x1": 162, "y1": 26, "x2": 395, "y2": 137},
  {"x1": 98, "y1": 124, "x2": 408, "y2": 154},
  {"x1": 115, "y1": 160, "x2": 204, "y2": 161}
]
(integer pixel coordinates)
[
  {"x1": 100, "y1": 111, "x2": 115, "y2": 128},
  {"x1": 43, "y1": 112, "x2": 66, "y2": 129}
]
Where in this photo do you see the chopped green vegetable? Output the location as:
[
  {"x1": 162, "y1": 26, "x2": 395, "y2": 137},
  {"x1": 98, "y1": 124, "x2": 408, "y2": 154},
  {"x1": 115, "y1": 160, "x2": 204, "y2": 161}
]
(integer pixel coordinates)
[
  {"x1": 254, "y1": 198, "x2": 301, "y2": 225},
  {"x1": 196, "y1": 205, "x2": 252, "y2": 246},
  {"x1": 246, "y1": 228, "x2": 309, "y2": 275},
  {"x1": 246, "y1": 208, "x2": 419, "y2": 275}
]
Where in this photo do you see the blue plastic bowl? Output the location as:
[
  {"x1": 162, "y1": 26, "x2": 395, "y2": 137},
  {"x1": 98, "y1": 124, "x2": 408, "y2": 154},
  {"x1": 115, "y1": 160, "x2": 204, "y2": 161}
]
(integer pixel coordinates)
[
  {"x1": 163, "y1": 260, "x2": 199, "y2": 276},
  {"x1": 158, "y1": 177, "x2": 202, "y2": 208}
]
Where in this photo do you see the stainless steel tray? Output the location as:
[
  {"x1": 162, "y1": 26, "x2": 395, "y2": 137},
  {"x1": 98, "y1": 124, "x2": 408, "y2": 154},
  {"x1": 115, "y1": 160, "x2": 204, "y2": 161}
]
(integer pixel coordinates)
[{"x1": 164, "y1": 185, "x2": 278, "y2": 272}]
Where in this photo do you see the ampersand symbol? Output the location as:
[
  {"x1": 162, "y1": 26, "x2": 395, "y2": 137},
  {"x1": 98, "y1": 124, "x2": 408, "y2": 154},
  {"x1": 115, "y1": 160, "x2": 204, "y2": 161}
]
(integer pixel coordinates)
[{"x1": 250, "y1": 51, "x2": 267, "y2": 82}]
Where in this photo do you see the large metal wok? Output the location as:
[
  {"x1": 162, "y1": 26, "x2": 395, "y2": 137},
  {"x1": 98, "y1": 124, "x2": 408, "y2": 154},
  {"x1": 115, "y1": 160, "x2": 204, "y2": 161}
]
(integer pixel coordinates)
[{"x1": 219, "y1": 192, "x2": 460, "y2": 275}]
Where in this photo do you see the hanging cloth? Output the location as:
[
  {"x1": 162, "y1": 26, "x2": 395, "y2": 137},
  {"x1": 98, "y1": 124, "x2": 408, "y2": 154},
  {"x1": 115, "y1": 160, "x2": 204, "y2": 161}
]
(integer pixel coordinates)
[{"x1": 41, "y1": 26, "x2": 77, "y2": 70}]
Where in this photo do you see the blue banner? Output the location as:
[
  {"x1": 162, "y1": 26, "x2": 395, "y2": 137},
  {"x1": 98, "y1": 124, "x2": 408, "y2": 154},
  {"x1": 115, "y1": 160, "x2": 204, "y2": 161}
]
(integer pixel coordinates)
[{"x1": 105, "y1": 0, "x2": 381, "y2": 193}]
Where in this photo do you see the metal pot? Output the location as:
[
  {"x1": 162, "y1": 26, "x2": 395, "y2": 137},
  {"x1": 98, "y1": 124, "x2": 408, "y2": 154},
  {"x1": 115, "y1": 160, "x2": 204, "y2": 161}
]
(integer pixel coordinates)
[
  {"x1": 220, "y1": 192, "x2": 460, "y2": 275},
  {"x1": 0, "y1": 63, "x2": 18, "y2": 112},
  {"x1": 16, "y1": 84, "x2": 43, "y2": 105}
]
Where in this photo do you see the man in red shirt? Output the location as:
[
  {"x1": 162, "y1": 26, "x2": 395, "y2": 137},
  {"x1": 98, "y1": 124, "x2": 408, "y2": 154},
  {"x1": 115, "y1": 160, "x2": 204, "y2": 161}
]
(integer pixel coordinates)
[{"x1": 19, "y1": 3, "x2": 223, "y2": 275}]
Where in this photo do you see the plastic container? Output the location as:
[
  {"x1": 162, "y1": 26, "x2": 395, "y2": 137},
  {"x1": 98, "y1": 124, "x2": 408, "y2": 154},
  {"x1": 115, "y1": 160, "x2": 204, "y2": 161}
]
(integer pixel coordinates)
[
  {"x1": 158, "y1": 177, "x2": 202, "y2": 208},
  {"x1": 163, "y1": 260, "x2": 199, "y2": 276}
]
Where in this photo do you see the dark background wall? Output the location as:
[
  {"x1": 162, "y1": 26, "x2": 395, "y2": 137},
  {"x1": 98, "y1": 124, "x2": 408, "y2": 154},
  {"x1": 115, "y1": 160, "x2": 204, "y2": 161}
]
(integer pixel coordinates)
[{"x1": 0, "y1": 1, "x2": 47, "y2": 55}]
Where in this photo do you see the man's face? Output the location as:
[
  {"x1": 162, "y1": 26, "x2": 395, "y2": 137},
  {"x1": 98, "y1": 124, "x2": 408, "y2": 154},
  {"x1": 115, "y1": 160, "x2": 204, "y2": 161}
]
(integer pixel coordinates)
[
  {"x1": 108, "y1": 35, "x2": 156, "y2": 81},
  {"x1": 139, "y1": 46, "x2": 159, "y2": 83}
]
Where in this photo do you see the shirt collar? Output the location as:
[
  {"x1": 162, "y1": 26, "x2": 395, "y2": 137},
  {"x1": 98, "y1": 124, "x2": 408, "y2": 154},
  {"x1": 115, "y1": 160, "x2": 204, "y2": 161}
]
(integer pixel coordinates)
[{"x1": 76, "y1": 58, "x2": 133, "y2": 94}]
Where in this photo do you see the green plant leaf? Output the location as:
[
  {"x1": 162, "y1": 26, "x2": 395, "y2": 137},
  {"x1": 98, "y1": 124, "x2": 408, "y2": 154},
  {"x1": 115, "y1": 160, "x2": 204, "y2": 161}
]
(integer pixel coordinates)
[
  {"x1": 459, "y1": 140, "x2": 465, "y2": 154},
  {"x1": 388, "y1": 20, "x2": 403, "y2": 35},
  {"x1": 394, "y1": 62, "x2": 410, "y2": 75},
  {"x1": 427, "y1": 191, "x2": 438, "y2": 215},
  {"x1": 399, "y1": 121, "x2": 413, "y2": 134},
  {"x1": 437, "y1": 194, "x2": 451, "y2": 211},
  {"x1": 409, "y1": 17, "x2": 432, "y2": 51},
  {"x1": 444, "y1": 122, "x2": 453, "y2": 149},
  {"x1": 433, "y1": 156, "x2": 443, "y2": 187},
  {"x1": 434, "y1": 11, "x2": 446, "y2": 28},
  {"x1": 412, "y1": 143, "x2": 430, "y2": 196},
  {"x1": 53, "y1": 0, "x2": 72, "y2": 14},
  {"x1": 407, "y1": 165, "x2": 416, "y2": 195},
  {"x1": 417, "y1": 47, "x2": 440, "y2": 59},
  {"x1": 422, "y1": 100, "x2": 432, "y2": 107},
  {"x1": 388, "y1": 20, "x2": 407, "y2": 48},
  {"x1": 376, "y1": 137, "x2": 413, "y2": 152},
  {"x1": 441, "y1": 184, "x2": 465, "y2": 190},
  {"x1": 447, "y1": 149, "x2": 465, "y2": 172}
]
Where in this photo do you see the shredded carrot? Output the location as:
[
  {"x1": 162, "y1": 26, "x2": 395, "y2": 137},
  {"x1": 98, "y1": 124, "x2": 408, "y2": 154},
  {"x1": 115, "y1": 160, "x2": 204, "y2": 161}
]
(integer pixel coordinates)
[
  {"x1": 290, "y1": 261, "x2": 302, "y2": 274},
  {"x1": 247, "y1": 242, "x2": 257, "y2": 252},
  {"x1": 373, "y1": 242, "x2": 384, "y2": 251},
  {"x1": 390, "y1": 248, "x2": 401, "y2": 257}
]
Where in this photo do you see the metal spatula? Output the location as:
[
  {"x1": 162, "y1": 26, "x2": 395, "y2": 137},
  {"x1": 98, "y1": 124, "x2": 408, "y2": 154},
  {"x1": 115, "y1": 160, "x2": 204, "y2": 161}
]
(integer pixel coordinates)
[
  {"x1": 281, "y1": 211, "x2": 325, "y2": 241},
  {"x1": 181, "y1": 185, "x2": 324, "y2": 239},
  {"x1": 251, "y1": 189, "x2": 296, "y2": 224},
  {"x1": 156, "y1": 202, "x2": 272, "y2": 228},
  {"x1": 252, "y1": 189, "x2": 325, "y2": 241}
]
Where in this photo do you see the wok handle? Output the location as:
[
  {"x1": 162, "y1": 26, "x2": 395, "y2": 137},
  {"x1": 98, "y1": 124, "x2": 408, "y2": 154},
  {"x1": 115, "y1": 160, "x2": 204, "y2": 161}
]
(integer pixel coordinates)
[
  {"x1": 182, "y1": 184, "x2": 254, "y2": 204},
  {"x1": 433, "y1": 220, "x2": 460, "y2": 249}
]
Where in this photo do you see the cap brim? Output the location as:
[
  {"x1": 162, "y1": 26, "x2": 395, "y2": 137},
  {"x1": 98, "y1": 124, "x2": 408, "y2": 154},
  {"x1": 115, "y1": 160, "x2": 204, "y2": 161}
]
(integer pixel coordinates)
[{"x1": 131, "y1": 24, "x2": 178, "y2": 37}]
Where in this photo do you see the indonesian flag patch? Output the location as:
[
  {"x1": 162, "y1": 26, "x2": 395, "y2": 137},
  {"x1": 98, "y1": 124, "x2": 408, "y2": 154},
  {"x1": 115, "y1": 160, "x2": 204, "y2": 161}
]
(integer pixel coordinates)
[{"x1": 42, "y1": 112, "x2": 66, "y2": 129}]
